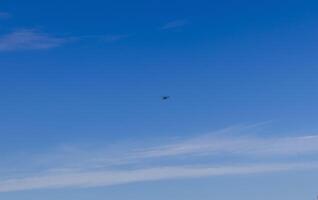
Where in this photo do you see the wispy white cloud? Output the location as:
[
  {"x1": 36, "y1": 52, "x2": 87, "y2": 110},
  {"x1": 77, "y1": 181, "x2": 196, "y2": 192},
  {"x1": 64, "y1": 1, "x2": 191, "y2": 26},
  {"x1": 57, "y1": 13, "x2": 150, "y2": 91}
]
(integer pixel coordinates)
[
  {"x1": 9, "y1": 124, "x2": 318, "y2": 172},
  {"x1": 134, "y1": 134, "x2": 318, "y2": 159},
  {"x1": 100, "y1": 34, "x2": 130, "y2": 42},
  {"x1": 0, "y1": 162, "x2": 317, "y2": 193},
  {"x1": 1, "y1": 124, "x2": 318, "y2": 193},
  {"x1": 72, "y1": 34, "x2": 130, "y2": 43},
  {"x1": 160, "y1": 19, "x2": 189, "y2": 30},
  {"x1": 0, "y1": 30, "x2": 130, "y2": 51},
  {"x1": 0, "y1": 29, "x2": 69, "y2": 51},
  {"x1": 86, "y1": 125, "x2": 318, "y2": 166}
]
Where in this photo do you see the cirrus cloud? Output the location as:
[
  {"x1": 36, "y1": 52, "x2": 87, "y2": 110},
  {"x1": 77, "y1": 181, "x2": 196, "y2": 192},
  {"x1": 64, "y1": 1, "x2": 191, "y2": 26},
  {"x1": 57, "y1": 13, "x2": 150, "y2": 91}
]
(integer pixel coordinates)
[
  {"x1": 160, "y1": 19, "x2": 189, "y2": 30},
  {"x1": 0, "y1": 29, "x2": 69, "y2": 51},
  {"x1": 0, "y1": 162, "x2": 317, "y2": 193},
  {"x1": 1, "y1": 124, "x2": 318, "y2": 193}
]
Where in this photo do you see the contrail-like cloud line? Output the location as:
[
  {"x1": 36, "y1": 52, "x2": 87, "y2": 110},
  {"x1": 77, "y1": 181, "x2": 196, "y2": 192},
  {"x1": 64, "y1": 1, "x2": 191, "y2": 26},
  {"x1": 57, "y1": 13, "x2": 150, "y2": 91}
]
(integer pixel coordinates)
[{"x1": 0, "y1": 162, "x2": 318, "y2": 193}]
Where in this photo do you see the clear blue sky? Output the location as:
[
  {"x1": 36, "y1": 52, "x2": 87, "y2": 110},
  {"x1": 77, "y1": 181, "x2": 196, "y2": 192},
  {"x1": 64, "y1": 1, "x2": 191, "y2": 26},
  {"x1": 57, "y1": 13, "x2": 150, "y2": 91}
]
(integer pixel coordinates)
[{"x1": 1, "y1": 0, "x2": 318, "y2": 199}]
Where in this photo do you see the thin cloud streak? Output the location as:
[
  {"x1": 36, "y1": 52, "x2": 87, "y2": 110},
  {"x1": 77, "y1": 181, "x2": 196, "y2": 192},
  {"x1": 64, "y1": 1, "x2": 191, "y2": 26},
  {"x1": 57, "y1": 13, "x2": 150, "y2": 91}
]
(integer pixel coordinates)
[
  {"x1": 0, "y1": 29, "x2": 69, "y2": 51},
  {"x1": 21, "y1": 125, "x2": 318, "y2": 171},
  {"x1": 0, "y1": 162, "x2": 317, "y2": 193},
  {"x1": 101, "y1": 34, "x2": 130, "y2": 42},
  {"x1": 1, "y1": 124, "x2": 318, "y2": 193},
  {"x1": 72, "y1": 34, "x2": 130, "y2": 43},
  {"x1": 135, "y1": 134, "x2": 318, "y2": 159},
  {"x1": 160, "y1": 19, "x2": 189, "y2": 30},
  {"x1": 0, "y1": 30, "x2": 130, "y2": 51},
  {"x1": 91, "y1": 125, "x2": 318, "y2": 166}
]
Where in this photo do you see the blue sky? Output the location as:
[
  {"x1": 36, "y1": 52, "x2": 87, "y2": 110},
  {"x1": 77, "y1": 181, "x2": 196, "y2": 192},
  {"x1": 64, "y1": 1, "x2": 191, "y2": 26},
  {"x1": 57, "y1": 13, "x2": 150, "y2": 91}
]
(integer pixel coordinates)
[{"x1": 1, "y1": 0, "x2": 318, "y2": 199}]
